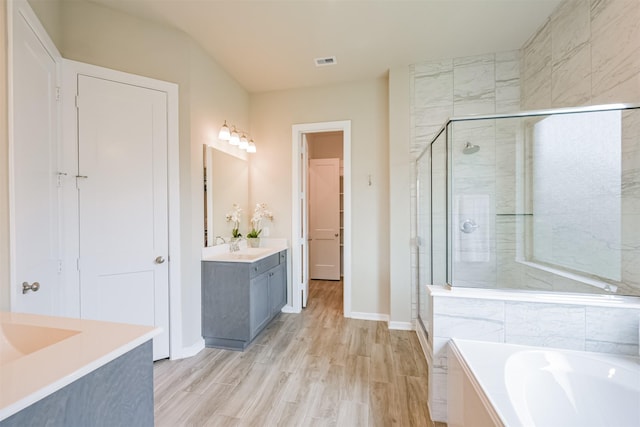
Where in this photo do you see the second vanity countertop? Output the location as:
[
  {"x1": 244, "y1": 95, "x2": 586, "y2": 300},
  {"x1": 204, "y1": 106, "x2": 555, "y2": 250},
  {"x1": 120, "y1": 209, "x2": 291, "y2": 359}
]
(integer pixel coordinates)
[{"x1": 202, "y1": 238, "x2": 288, "y2": 263}]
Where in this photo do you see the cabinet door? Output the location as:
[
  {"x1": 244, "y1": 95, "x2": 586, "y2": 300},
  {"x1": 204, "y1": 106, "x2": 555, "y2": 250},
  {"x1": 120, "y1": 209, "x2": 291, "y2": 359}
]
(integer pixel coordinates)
[
  {"x1": 249, "y1": 273, "x2": 270, "y2": 340},
  {"x1": 269, "y1": 263, "x2": 286, "y2": 316}
]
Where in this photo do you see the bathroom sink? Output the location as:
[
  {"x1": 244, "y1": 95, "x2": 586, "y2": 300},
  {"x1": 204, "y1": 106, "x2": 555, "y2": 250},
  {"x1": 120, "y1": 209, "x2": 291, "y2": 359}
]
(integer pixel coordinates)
[
  {"x1": 203, "y1": 247, "x2": 276, "y2": 262},
  {"x1": 0, "y1": 322, "x2": 80, "y2": 364}
]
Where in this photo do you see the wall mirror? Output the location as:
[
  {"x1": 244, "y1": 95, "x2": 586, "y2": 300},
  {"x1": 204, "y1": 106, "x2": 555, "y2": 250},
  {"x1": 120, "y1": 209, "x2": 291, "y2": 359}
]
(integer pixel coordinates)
[{"x1": 203, "y1": 146, "x2": 249, "y2": 247}]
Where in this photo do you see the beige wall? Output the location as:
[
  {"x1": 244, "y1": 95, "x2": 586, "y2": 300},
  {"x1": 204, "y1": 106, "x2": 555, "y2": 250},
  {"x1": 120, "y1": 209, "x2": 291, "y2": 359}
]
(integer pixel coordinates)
[
  {"x1": 388, "y1": 67, "x2": 412, "y2": 325},
  {"x1": 23, "y1": 0, "x2": 250, "y2": 348},
  {"x1": 1, "y1": 0, "x2": 9, "y2": 310},
  {"x1": 250, "y1": 78, "x2": 390, "y2": 316}
]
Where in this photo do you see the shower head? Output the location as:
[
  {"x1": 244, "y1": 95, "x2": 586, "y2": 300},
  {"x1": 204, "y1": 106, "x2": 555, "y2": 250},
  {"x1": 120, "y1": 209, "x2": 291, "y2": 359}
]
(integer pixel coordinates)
[{"x1": 463, "y1": 142, "x2": 480, "y2": 154}]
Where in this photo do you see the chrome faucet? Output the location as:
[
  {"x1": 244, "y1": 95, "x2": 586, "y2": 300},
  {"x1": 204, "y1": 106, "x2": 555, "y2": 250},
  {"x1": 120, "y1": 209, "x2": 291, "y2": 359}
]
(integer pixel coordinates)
[{"x1": 214, "y1": 236, "x2": 226, "y2": 245}]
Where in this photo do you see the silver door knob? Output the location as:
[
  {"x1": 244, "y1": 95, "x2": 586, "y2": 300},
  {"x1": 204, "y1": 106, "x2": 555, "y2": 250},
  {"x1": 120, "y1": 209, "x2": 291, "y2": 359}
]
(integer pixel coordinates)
[
  {"x1": 22, "y1": 281, "x2": 40, "y2": 294},
  {"x1": 155, "y1": 256, "x2": 165, "y2": 264}
]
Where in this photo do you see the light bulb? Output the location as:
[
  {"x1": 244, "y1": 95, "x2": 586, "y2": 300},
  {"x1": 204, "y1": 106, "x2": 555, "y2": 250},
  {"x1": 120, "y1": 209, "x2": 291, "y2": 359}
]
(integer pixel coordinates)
[
  {"x1": 218, "y1": 120, "x2": 230, "y2": 140},
  {"x1": 229, "y1": 127, "x2": 240, "y2": 145},
  {"x1": 247, "y1": 140, "x2": 256, "y2": 153}
]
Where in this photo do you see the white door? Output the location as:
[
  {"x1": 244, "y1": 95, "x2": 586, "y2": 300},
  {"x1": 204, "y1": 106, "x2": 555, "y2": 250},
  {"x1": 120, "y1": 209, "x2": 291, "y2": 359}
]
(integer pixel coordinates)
[
  {"x1": 10, "y1": 1, "x2": 61, "y2": 315},
  {"x1": 77, "y1": 75, "x2": 169, "y2": 360},
  {"x1": 309, "y1": 158, "x2": 341, "y2": 280}
]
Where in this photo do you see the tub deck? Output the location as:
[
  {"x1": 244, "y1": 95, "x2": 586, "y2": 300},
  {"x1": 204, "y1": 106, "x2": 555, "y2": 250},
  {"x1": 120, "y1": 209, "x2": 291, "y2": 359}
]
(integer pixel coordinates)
[{"x1": 448, "y1": 339, "x2": 640, "y2": 427}]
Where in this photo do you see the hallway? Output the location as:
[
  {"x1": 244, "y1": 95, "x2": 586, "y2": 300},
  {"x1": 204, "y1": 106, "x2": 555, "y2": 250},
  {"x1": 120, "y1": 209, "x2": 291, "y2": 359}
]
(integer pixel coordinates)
[{"x1": 154, "y1": 280, "x2": 438, "y2": 426}]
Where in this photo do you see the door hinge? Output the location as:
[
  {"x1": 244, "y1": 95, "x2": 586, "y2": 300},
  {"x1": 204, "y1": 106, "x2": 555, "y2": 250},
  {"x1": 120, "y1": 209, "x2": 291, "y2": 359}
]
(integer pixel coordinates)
[
  {"x1": 56, "y1": 172, "x2": 67, "y2": 188},
  {"x1": 76, "y1": 258, "x2": 81, "y2": 271},
  {"x1": 75, "y1": 94, "x2": 80, "y2": 109},
  {"x1": 58, "y1": 260, "x2": 63, "y2": 273},
  {"x1": 55, "y1": 86, "x2": 61, "y2": 102}
]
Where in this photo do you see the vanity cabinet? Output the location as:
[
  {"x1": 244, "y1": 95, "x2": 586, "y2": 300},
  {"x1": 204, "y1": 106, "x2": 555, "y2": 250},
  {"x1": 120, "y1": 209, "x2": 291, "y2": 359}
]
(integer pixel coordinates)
[{"x1": 202, "y1": 250, "x2": 287, "y2": 350}]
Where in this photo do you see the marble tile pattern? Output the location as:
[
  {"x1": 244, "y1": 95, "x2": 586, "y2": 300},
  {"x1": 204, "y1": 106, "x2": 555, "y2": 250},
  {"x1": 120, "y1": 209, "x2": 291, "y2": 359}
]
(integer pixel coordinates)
[
  {"x1": 427, "y1": 290, "x2": 640, "y2": 422},
  {"x1": 521, "y1": 0, "x2": 640, "y2": 109},
  {"x1": 411, "y1": 51, "x2": 521, "y2": 316},
  {"x1": 550, "y1": 0, "x2": 592, "y2": 107}
]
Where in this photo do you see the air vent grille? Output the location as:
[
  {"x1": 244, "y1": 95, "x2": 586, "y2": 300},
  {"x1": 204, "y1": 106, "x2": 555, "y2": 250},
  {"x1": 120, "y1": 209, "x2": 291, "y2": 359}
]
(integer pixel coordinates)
[{"x1": 314, "y1": 56, "x2": 337, "y2": 67}]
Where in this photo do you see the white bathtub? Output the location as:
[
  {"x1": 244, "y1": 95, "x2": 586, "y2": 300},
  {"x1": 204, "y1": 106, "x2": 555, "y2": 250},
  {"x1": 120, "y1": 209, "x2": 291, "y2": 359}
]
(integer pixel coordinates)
[{"x1": 448, "y1": 339, "x2": 640, "y2": 427}]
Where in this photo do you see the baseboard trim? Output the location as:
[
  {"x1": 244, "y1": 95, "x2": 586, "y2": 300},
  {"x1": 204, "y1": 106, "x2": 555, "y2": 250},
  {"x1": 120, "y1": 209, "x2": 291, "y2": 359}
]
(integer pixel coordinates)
[
  {"x1": 177, "y1": 337, "x2": 205, "y2": 359},
  {"x1": 281, "y1": 304, "x2": 299, "y2": 314},
  {"x1": 415, "y1": 324, "x2": 432, "y2": 365},
  {"x1": 388, "y1": 321, "x2": 414, "y2": 331},
  {"x1": 350, "y1": 312, "x2": 390, "y2": 322}
]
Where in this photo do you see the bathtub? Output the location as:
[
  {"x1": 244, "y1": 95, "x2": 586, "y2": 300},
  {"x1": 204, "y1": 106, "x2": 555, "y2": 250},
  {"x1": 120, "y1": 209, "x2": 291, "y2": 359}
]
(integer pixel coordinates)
[{"x1": 447, "y1": 339, "x2": 640, "y2": 427}]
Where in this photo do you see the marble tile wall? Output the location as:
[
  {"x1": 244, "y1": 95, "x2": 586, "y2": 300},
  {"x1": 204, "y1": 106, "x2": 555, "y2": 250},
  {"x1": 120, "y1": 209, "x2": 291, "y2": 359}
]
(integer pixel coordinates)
[
  {"x1": 428, "y1": 290, "x2": 640, "y2": 421},
  {"x1": 411, "y1": 52, "x2": 521, "y2": 304},
  {"x1": 521, "y1": 0, "x2": 640, "y2": 109}
]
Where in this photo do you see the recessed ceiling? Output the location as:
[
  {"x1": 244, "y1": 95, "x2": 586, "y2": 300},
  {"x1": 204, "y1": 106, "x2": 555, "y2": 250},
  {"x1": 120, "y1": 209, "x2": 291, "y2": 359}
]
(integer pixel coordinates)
[{"x1": 84, "y1": 0, "x2": 562, "y2": 93}]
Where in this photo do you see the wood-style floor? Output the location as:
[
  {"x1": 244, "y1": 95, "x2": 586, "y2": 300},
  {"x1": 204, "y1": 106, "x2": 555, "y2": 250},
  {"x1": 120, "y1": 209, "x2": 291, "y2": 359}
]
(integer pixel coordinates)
[{"x1": 154, "y1": 280, "x2": 443, "y2": 426}]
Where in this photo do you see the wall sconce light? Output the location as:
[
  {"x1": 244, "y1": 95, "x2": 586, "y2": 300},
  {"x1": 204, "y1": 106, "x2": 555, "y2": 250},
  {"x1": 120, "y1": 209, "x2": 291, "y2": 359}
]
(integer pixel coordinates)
[
  {"x1": 239, "y1": 133, "x2": 249, "y2": 150},
  {"x1": 218, "y1": 120, "x2": 230, "y2": 140},
  {"x1": 218, "y1": 121, "x2": 257, "y2": 153},
  {"x1": 229, "y1": 126, "x2": 240, "y2": 145}
]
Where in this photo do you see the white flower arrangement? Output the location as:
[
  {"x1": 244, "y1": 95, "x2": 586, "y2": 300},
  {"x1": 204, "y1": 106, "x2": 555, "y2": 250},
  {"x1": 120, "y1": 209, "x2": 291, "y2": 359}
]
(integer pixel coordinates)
[
  {"x1": 247, "y1": 203, "x2": 273, "y2": 238},
  {"x1": 225, "y1": 203, "x2": 242, "y2": 238}
]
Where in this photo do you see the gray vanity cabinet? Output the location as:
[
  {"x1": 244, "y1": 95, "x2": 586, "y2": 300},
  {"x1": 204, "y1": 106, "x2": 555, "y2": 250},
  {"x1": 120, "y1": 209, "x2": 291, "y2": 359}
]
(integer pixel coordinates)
[{"x1": 202, "y1": 250, "x2": 287, "y2": 350}]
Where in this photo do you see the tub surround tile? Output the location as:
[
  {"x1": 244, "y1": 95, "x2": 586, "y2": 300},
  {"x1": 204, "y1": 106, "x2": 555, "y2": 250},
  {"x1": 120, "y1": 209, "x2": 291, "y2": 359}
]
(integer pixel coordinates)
[
  {"x1": 505, "y1": 302, "x2": 585, "y2": 350},
  {"x1": 585, "y1": 307, "x2": 640, "y2": 356},
  {"x1": 433, "y1": 298, "x2": 504, "y2": 342}
]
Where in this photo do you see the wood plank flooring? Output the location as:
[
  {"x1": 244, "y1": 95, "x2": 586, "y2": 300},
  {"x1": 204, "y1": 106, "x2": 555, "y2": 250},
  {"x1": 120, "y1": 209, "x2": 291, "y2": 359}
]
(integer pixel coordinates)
[{"x1": 154, "y1": 280, "x2": 444, "y2": 426}]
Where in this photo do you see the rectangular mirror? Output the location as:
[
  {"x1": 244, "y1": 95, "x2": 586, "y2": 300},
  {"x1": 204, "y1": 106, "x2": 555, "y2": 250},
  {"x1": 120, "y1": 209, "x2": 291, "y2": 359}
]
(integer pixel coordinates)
[{"x1": 204, "y1": 146, "x2": 249, "y2": 246}]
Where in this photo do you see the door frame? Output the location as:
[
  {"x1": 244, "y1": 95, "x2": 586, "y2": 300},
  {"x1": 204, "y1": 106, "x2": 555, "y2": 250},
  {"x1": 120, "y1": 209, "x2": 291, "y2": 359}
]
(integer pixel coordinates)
[
  {"x1": 291, "y1": 121, "x2": 351, "y2": 316},
  {"x1": 61, "y1": 59, "x2": 183, "y2": 359}
]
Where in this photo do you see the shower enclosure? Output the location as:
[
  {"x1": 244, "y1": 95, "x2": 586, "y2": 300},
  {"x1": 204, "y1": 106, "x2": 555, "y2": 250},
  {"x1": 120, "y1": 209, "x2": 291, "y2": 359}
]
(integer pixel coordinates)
[{"x1": 416, "y1": 103, "x2": 640, "y2": 334}]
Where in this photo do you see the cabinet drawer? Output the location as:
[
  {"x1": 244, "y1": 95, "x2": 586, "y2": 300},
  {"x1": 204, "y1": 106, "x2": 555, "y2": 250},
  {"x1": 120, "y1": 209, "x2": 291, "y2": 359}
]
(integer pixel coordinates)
[{"x1": 250, "y1": 252, "x2": 280, "y2": 278}]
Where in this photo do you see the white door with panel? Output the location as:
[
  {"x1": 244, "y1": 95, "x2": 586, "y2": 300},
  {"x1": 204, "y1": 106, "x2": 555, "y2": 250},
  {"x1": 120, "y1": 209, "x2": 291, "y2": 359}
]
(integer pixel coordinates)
[
  {"x1": 309, "y1": 158, "x2": 341, "y2": 280},
  {"x1": 77, "y1": 75, "x2": 170, "y2": 360},
  {"x1": 10, "y1": 1, "x2": 62, "y2": 315}
]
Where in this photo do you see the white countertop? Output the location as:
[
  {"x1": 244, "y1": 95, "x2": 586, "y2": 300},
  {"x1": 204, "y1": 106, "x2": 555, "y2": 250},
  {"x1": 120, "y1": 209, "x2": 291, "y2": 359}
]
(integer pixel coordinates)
[
  {"x1": 0, "y1": 311, "x2": 160, "y2": 421},
  {"x1": 202, "y1": 238, "x2": 288, "y2": 263}
]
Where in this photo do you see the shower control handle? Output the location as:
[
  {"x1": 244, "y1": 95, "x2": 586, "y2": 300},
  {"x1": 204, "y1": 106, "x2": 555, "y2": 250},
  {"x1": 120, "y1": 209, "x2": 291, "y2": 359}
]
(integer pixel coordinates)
[{"x1": 460, "y1": 219, "x2": 479, "y2": 234}]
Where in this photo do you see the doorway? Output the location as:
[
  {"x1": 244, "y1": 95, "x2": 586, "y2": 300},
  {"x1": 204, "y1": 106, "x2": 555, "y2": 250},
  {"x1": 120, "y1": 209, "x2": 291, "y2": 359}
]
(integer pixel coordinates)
[
  {"x1": 307, "y1": 133, "x2": 343, "y2": 281},
  {"x1": 291, "y1": 121, "x2": 351, "y2": 316}
]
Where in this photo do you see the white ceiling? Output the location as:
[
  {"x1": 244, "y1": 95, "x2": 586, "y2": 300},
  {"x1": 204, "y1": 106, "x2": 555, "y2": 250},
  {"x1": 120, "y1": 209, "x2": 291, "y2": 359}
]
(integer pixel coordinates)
[{"x1": 85, "y1": 0, "x2": 562, "y2": 93}]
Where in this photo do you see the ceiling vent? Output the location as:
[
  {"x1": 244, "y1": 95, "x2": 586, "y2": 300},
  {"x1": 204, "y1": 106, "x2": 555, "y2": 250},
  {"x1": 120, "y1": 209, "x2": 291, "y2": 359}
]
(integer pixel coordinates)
[{"x1": 314, "y1": 56, "x2": 337, "y2": 67}]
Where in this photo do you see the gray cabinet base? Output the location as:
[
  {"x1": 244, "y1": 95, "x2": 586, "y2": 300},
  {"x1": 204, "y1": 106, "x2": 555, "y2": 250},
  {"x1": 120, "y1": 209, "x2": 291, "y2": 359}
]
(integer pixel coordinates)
[
  {"x1": 202, "y1": 249, "x2": 287, "y2": 351},
  {"x1": 0, "y1": 341, "x2": 154, "y2": 427}
]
